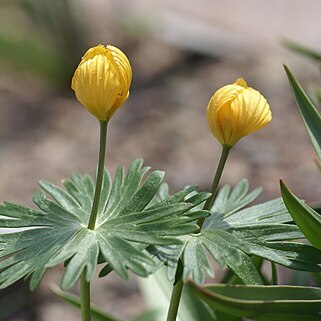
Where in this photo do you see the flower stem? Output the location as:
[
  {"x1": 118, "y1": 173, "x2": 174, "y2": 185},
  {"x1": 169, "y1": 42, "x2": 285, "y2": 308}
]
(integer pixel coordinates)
[
  {"x1": 80, "y1": 120, "x2": 108, "y2": 321},
  {"x1": 166, "y1": 278, "x2": 184, "y2": 321},
  {"x1": 88, "y1": 120, "x2": 108, "y2": 230},
  {"x1": 165, "y1": 145, "x2": 231, "y2": 321},
  {"x1": 197, "y1": 145, "x2": 231, "y2": 227},
  {"x1": 80, "y1": 269, "x2": 91, "y2": 321}
]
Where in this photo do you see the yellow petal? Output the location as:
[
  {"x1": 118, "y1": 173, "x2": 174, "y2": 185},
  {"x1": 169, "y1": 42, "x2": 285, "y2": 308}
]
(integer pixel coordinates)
[
  {"x1": 234, "y1": 78, "x2": 248, "y2": 88},
  {"x1": 71, "y1": 44, "x2": 132, "y2": 121},
  {"x1": 206, "y1": 79, "x2": 272, "y2": 146}
]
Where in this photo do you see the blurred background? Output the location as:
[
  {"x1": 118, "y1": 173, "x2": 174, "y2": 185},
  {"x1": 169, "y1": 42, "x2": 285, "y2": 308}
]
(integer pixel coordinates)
[{"x1": 1, "y1": 0, "x2": 321, "y2": 320}]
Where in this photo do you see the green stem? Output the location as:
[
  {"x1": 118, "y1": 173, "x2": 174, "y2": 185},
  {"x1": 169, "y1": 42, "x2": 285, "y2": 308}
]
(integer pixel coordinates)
[
  {"x1": 271, "y1": 262, "x2": 278, "y2": 285},
  {"x1": 88, "y1": 120, "x2": 108, "y2": 230},
  {"x1": 166, "y1": 278, "x2": 184, "y2": 321},
  {"x1": 80, "y1": 269, "x2": 91, "y2": 321},
  {"x1": 197, "y1": 145, "x2": 231, "y2": 227},
  {"x1": 80, "y1": 120, "x2": 108, "y2": 321},
  {"x1": 165, "y1": 145, "x2": 231, "y2": 321}
]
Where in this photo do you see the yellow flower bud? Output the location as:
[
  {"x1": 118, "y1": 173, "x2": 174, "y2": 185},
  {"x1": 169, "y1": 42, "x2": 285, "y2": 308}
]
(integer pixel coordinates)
[
  {"x1": 71, "y1": 44, "x2": 132, "y2": 121},
  {"x1": 206, "y1": 78, "x2": 272, "y2": 147}
]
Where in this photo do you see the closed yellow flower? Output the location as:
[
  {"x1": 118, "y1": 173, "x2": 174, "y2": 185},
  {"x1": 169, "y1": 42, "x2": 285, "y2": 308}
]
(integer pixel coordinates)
[
  {"x1": 71, "y1": 44, "x2": 132, "y2": 121},
  {"x1": 206, "y1": 78, "x2": 272, "y2": 147}
]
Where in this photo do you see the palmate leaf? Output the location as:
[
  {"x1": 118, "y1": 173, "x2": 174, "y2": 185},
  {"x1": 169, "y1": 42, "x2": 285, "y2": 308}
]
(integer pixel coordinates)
[
  {"x1": 150, "y1": 180, "x2": 321, "y2": 285},
  {"x1": 0, "y1": 159, "x2": 209, "y2": 291}
]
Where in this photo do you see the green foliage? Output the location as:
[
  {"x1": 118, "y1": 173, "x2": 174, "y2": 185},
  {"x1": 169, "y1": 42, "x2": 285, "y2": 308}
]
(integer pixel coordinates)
[
  {"x1": 283, "y1": 64, "x2": 321, "y2": 252},
  {"x1": 284, "y1": 40, "x2": 321, "y2": 62},
  {"x1": 215, "y1": 310, "x2": 241, "y2": 321},
  {"x1": 281, "y1": 181, "x2": 321, "y2": 251},
  {"x1": 132, "y1": 311, "x2": 159, "y2": 321},
  {"x1": 284, "y1": 65, "x2": 321, "y2": 162},
  {"x1": 191, "y1": 283, "x2": 321, "y2": 321},
  {"x1": 149, "y1": 180, "x2": 321, "y2": 286},
  {"x1": 0, "y1": 159, "x2": 208, "y2": 291}
]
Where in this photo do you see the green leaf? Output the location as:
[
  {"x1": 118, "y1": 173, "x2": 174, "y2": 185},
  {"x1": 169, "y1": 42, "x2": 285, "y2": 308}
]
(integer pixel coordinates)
[
  {"x1": 191, "y1": 283, "x2": 321, "y2": 321},
  {"x1": 230, "y1": 224, "x2": 321, "y2": 272},
  {"x1": 131, "y1": 310, "x2": 159, "y2": 321},
  {"x1": 215, "y1": 310, "x2": 241, "y2": 321},
  {"x1": 151, "y1": 180, "x2": 321, "y2": 286},
  {"x1": 183, "y1": 231, "x2": 263, "y2": 285},
  {"x1": 281, "y1": 180, "x2": 321, "y2": 251},
  {"x1": 204, "y1": 179, "x2": 262, "y2": 228},
  {"x1": 217, "y1": 198, "x2": 292, "y2": 227},
  {"x1": 284, "y1": 65, "x2": 321, "y2": 161},
  {"x1": 283, "y1": 39, "x2": 321, "y2": 62},
  {"x1": 0, "y1": 159, "x2": 208, "y2": 290}
]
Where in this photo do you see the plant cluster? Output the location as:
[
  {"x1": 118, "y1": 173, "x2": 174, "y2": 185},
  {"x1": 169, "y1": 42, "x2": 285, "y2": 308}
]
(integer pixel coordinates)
[{"x1": 1, "y1": 42, "x2": 321, "y2": 321}]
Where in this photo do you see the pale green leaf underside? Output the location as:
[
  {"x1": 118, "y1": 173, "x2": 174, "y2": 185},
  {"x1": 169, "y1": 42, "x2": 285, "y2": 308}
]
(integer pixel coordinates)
[
  {"x1": 0, "y1": 159, "x2": 208, "y2": 290},
  {"x1": 151, "y1": 179, "x2": 321, "y2": 285}
]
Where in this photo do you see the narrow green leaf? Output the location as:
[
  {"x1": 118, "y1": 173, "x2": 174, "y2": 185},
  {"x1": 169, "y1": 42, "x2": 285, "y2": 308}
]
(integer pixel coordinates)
[
  {"x1": 284, "y1": 65, "x2": 321, "y2": 161},
  {"x1": 202, "y1": 230, "x2": 263, "y2": 285},
  {"x1": 223, "y1": 250, "x2": 264, "y2": 285},
  {"x1": 223, "y1": 198, "x2": 291, "y2": 227},
  {"x1": 204, "y1": 180, "x2": 262, "y2": 229},
  {"x1": 131, "y1": 310, "x2": 158, "y2": 321},
  {"x1": 215, "y1": 310, "x2": 241, "y2": 321},
  {"x1": 103, "y1": 165, "x2": 125, "y2": 218},
  {"x1": 119, "y1": 171, "x2": 165, "y2": 215},
  {"x1": 280, "y1": 180, "x2": 321, "y2": 251},
  {"x1": 284, "y1": 39, "x2": 321, "y2": 62},
  {"x1": 39, "y1": 180, "x2": 83, "y2": 215},
  {"x1": 97, "y1": 169, "x2": 112, "y2": 216},
  {"x1": 191, "y1": 283, "x2": 321, "y2": 321}
]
